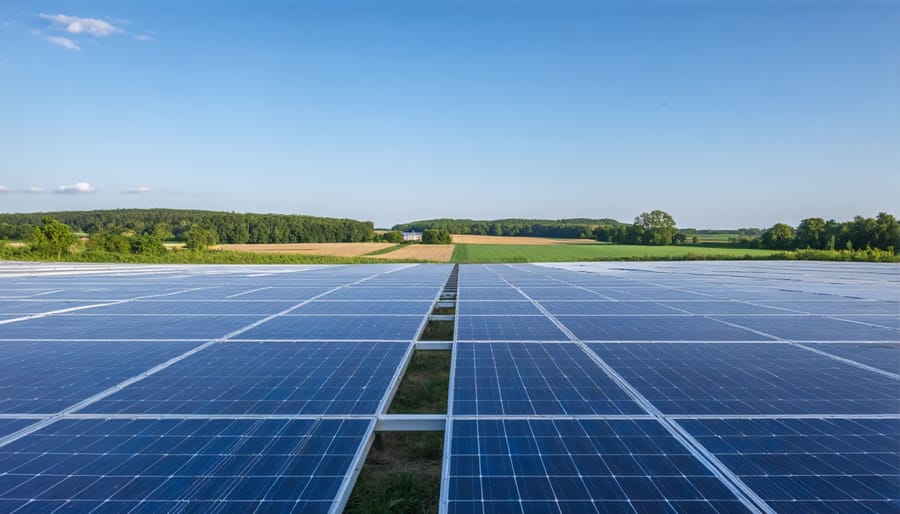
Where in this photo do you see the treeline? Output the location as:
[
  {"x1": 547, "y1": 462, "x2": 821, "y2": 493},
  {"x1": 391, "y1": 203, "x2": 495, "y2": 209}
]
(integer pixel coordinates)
[
  {"x1": 758, "y1": 213, "x2": 898, "y2": 251},
  {"x1": 0, "y1": 209, "x2": 374, "y2": 244},
  {"x1": 392, "y1": 218, "x2": 621, "y2": 239}
]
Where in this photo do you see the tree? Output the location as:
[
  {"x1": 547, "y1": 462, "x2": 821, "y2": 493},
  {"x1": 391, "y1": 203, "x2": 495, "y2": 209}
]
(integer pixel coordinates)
[
  {"x1": 761, "y1": 223, "x2": 795, "y2": 250},
  {"x1": 184, "y1": 227, "x2": 218, "y2": 250},
  {"x1": 130, "y1": 234, "x2": 166, "y2": 255},
  {"x1": 421, "y1": 229, "x2": 452, "y2": 244},
  {"x1": 91, "y1": 232, "x2": 131, "y2": 253},
  {"x1": 380, "y1": 231, "x2": 404, "y2": 243},
  {"x1": 633, "y1": 210, "x2": 677, "y2": 245},
  {"x1": 30, "y1": 216, "x2": 78, "y2": 260},
  {"x1": 795, "y1": 218, "x2": 826, "y2": 249}
]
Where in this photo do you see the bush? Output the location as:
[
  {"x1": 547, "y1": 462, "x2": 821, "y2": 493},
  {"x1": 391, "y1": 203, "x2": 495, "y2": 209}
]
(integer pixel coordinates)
[
  {"x1": 379, "y1": 231, "x2": 404, "y2": 243},
  {"x1": 421, "y1": 229, "x2": 452, "y2": 244}
]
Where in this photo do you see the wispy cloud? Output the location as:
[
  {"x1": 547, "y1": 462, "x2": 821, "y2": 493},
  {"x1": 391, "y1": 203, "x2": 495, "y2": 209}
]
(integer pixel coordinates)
[
  {"x1": 55, "y1": 182, "x2": 95, "y2": 194},
  {"x1": 123, "y1": 185, "x2": 152, "y2": 194},
  {"x1": 24, "y1": 186, "x2": 46, "y2": 194},
  {"x1": 39, "y1": 13, "x2": 122, "y2": 37},
  {"x1": 0, "y1": 185, "x2": 14, "y2": 193},
  {"x1": 134, "y1": 34, "x2": 153, "y2": 42},
  {"x1": 46, "y1": 35, "x2": 80, "y2": 51}
]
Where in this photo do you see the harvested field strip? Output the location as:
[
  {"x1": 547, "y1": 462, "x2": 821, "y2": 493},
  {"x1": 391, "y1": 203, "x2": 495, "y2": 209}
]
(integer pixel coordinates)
[{"x1": 371, "y1": 244, "x2": 455, "y2": 262}]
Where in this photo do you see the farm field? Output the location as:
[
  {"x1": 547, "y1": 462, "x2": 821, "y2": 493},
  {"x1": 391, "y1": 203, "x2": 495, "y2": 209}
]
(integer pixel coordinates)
[
  {"x1": 449, "y1": 234, "x2": 596, "y2": 245},
  {"x1": 214, "y1": 242, "x2": 394, "y2": 257},
  {"x1": 372, "y1": 244, "x2": 455, "y2": 262},
  {"x1": 452, "y1": 243, "x2": 780, "y2": 263}
]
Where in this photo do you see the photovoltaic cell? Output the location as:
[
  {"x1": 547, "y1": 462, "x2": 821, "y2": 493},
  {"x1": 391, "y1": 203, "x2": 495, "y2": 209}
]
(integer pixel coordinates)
[
  {"x1": 587, "y1": 343, "x2": 900, "y2": 415},
  {"x1": 539, "y1": 301, "x2": 681, "y2": 316},
  {"x1": 456, "y1": 316, "x2": 568, "y2": 341},
  {"x1": 0, "y1": 341, "x2": 201, "y2": 413},
  {"x1": 320, "y1": 287, "x2": 439, "y2": 300},
  {"x1": 806, "y1": 342, "x2": 900, "y2": 373},
  {"x1": 0, "y1": 315, "x2": 262, "y2": 340},
  {"x1": 679, "y1": 418, "x2": 900, "y2": 514},
  {"x1": 715, "y1": 316, "x2": 900, "y2": 341},
  {"x1": 0, "y1": 419, "x2": 33, "y2": 438},
  {"x1": 459, "y1": 288, "x2": 526, "y2": 301},
  {"x1": 753, "y1": 300, "x2": 900, "y2": 315},
  {"x1": 557, "y1": 316, "x2": 768, "y2": 341},
  {"x1": 447, "y1": 418, "x2": 749, "y2": 514},
  {"x1": 83, "y1": 341, "x2": 408, "y2": 415},
  {"x1": 837, "y1": 316, "x2": 900, "y2": 330},
  {"x1": 453, "y1": 343, "x2": 644, "y2": 416},
  {"x1": 88, "y1": 300, "x2": 299, "y2": 315},
  {"x1": 236, "y1": 315, "x2": 424, "y2": 340},
  {"x1": 519, "y1": 287, "x2": 607, "y2": 301},
  {"x1": 656, "y1": 302, "x2": 790, "y2": 315},
  {"x1": 0, "y1": 301, "x2": 96, "y2": 315},
  {"x1": 0, "y1": 417, "x2": 371, "y2": 513},
  {"x1": 291, "y1": 301, "x2": 434, "y2": 315},
  {"x1": 456, "y1": 301, "x2": 542, "y2": 316}
]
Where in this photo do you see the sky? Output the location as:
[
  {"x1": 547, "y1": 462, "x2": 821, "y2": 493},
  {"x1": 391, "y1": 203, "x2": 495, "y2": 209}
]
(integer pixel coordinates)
[{"x1": 1, "y1": 0, "x2": 897, "y2": 229}]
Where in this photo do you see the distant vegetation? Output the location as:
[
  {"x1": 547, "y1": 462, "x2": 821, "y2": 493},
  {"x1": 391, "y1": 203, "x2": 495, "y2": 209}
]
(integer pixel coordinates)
[
  {"x1": 0, "y1": 209, "x2": 374, "y2": 244},
  {"x1": 421, "y1": 229, "x2": 452, "y2": 244},
  {"x1": 451, "y1": 243, "x2": 781, "y2": 263},
  {"x1": 393, "y1": 218, "x2": 620, "y2": 239}
]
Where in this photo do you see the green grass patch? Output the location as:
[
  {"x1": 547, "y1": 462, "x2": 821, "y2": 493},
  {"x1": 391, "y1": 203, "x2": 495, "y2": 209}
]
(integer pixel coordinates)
[
  {"x1": 345, "y1": 431, "x2": 443, "y2": 514},
  {"x1": 388, "y1": 351, "x2": 450, "y2": 414},
  {"x1": 418, "y1": 320, "x2": 453, "y2": 341},
  {"x1": 451, "y1": 243, "x2": 780, "y2": 263}
]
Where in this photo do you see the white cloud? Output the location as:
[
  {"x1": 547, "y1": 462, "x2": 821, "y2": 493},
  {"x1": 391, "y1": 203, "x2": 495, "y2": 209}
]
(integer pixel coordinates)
[
  {"x1": 0, "y1": 185, "x2": 14, "y2": 193},
  {"x1": 55, "y1": 182, "x2": 95, "y2": 194},
  {"x1": 134, "y1": 34, "x2": 153, "y2": 42},
  {"x1": 46, "y1": 36, "x2": 80, "y2": 51},
  {"x1": 123, "y1": 185, "x2": 152, "y2": 194},
  {"x1": 25, "y1": 186, "x2": 46, "y2": 194},
  {"x1": 39, "y1": 13, "x2": 122, "y2": 37}
]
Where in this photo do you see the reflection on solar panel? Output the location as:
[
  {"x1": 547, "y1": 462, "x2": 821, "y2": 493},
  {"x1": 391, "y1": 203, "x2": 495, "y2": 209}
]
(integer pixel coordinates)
[
  {"x1": 447, "y1": 419, "x2": 750, "y2": 513},
  {"x1": 557, "y1": 315, "x2": 769, "y2": 341},
  {"x1": 456, "y1": 316, "x2": 568, "y2": 341},
  {"x1": 453, "y1": 343, "x2": 644, "y2": 415},
  {"x1": 540, "y1": 301, "x2": 681, "y2": 315},
  {"x1": 807, "y1": 342, "x2": 900, "y2": 373},
  {"x1": 291, "y1": 301, "x2": 434, "y2": 315},
  {"x1": 89, "y1": 300, "x2": 299, "y2": 315},
  {"x1": 0, "y1": 417, "x2": 371, "y2": 513},
  {"x1": 587, "y1": 342, "x2": 899, "y2": 415},
  {"x1": 83, "y1": 342, "x2": 408, "y2": 415},
  {"x1": 456, "y1": 301, "x2": 542, "y2": 316},
  {"x1": 236, "y1": 315, "x2": 425, "y2": 340},
  {"x1": 715, "y1": 315, "x2": 900, "y2": 341},
  {"x1": 0, "y1": 341, "x2": 201, "y2": 413},
  {"x1": 0, "y1": 315, "x2": 262, "y2": 340},
  {"x1": 679, "y1": 418, "x2": 900, "y2": 513},
  {"x1": 0, "y1": 419, "x2": 32, "y2": 438}
]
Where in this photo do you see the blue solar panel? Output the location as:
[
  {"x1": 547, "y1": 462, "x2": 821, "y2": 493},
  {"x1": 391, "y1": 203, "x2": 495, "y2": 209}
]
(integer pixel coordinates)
[
  {"x1": 236, "y1": 315, "x2": 424, "y2": 340},
  {"x1": 292, "y1": 301, "x2": 434, "y2": 315},
  {"x1": 0, "y1": 417, "x2": 371, "y2": 513},
  {"x1": 456, "y1": 316, "x2": 568, "y2": 341},
  {"x1": 0, "y1": 419, "x2": 33, "y2": 438},
  {"x1": 0, "y1": 301, "x2": 97, "y2": 315},
  {"x1": 679, "y1": 418, "x2": 899, "y2": 513},
  {"x1": 321, "y1": 287, "x2": 439, "y2": 300},
  {"x1": 753, "y1": 300, "x2": 900, "y2": 315},
  {"x1": 539, "y1": 301, "x2": 681, "y2": 315},
  {"x1": 837, "y1": 316, "x2": 900, "y2": 330},
  {"x1": 0, "y1": 342, "x2": 201, "y2": 413},
  {"x1": 0, "y1": 315, "x2": 263, "y2": 340},
  {"x1": 807, "y1": 342, "x2": 900, "y2": 372},
  {"x1": 588, "y1": 343, "x2": 900, "y2": 415},
  {"x1": 715, "y1": 316, "x2": 900, "y2": 341},
  {"x1": 656, "y1": 301, "x2": 791, "y2": 315},
  {"x1": 447, "y1": 418, "x2": 750, "y2": 513},
  {"x1": 593, "y1": 287, "x2": 711, "y2": 301},
  {"x1": 83, "y1": 342, "x2": 407, "y2": 415},
  {"x1": 456, "y1": 301, "x2": 542, "y2": 316},
  {"x1": 89, "y1": 300, "x2": 299, "y2": 315},
  {"x1": 453, "y1": 343, "x2": 644, "y2": 415},
  {"x1": 171, "y1": 286, "x2": 332, "y2": 300},
  {"x1": 557, "y1": 316, "x2": 769, "y2": 341},
  {"x1": 519, "y1": 287, "x2": 608, "y2": 301},
  {"x1": 460, "y1": 288, "x2": 526, "y2": 301}
]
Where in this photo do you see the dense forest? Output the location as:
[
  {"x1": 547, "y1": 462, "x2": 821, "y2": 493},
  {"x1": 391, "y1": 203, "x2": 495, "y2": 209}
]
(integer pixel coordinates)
[
  {"x1": 392, "y1": 218, "x2": 621, "y2": 239},
  {"x1": 757, "y1": 213, "x2": 898, "y2": 252},
  {"x1": 0, "y1": 209, "x2": 374, "y2": 244}
]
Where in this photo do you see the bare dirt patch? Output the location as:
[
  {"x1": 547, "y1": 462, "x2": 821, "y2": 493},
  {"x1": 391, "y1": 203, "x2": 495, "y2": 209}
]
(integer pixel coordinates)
[
  {"x1": 214, "y1": 242, "x2": 394, "y2": 257},
  {"x1": 450, "y1": 234, "x2": 597, "y2": 245},
  {"x1": 372, "y1": 244, "x2": 455, "y2": 262}
]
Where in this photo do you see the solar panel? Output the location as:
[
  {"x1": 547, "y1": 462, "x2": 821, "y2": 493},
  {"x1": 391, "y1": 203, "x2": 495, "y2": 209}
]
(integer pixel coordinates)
[
  {"x1": 459, "y1": 288, "x2": 526, "y2": 301},
  {"x1": 235, "y1": 315, "x2": 424, "y2": 340},
  {"x1": 836, "y1": 316, "x2": 900, "y2": 330},
  {"x1": 806, "y1": 342, "x2": 900, "y2": 372},
  {"x1": 456, "y1": 316, "x2": 568, "y2": 341},
  {"x1": 452, "y1": 342, "x2": 644, "y2": 416},
  {"x1": 557, "y1": 316, "x2": 769, "y2": 341},
  {"x1": 587, "y1": 342, "x2": 900, "y2": 415},
  {"x1": 0, "y1": 417, "x2": 371, "y2": 513},
  {"x1": 656, "y1": 301, "x2": 791, "y2": 315},
  {"x1": 0, "y1": 315, "x2": 263, "y2": 340},
  {"x1": 456, "y1": 301, "x2": 542, "y2": 316},
  {"x1": 539, "y1": 301, "x2": 681, "y2": 315},
  {"x1": 0, "y1": 301, "x2": 97, "y2": 315},
  {"x1": 0, "y1": 419, "x2": 33, "y2": 438},
  {"x1": 519, "y1": 287, "x2": 608, "y2": 301},
  {"x1": 678, "y1": 417, "x2": 899, "y2": 513},
  {"x1": 83, "y1": 341, "x2": 408, "y2": 415},
  {"x1": 291, "y1": 301, "x2": 434, "y2": 315},
  {"x1": 89, "y1": 300, "x2": 299, "y2": 315},
  {"x1": 446, "y1": 418, "x2": 750, "y2": 513},
  {"x1": 753, "y1": 300, "x2": 900, "y2": 315},
  {"x1": 321, "y1": 287, "x2": 439, "y2": 300},
  {"x1": 0, "y1": 341, "x2": 201, "y2": 413},
  {"x1": 714, "y1": 315, "x2": 900, "y2": 341}
]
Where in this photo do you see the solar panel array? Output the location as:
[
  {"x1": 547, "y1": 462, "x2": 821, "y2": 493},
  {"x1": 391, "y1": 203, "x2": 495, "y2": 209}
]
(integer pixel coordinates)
[
  {"x1": 0, "y1": 263, "x2": 450, "y2": 513},
  {"x1": 1, "y1": 260, "x2": 898, "y2": 513},
  {"x1": 445, "y1": 262, "x2": 899, "y2": 514}
]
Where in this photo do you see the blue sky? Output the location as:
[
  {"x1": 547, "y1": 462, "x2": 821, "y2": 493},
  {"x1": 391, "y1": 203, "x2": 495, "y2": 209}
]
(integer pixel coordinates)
[{"x1": 1, "y1": 1, "x2": 897, "y2": 229}]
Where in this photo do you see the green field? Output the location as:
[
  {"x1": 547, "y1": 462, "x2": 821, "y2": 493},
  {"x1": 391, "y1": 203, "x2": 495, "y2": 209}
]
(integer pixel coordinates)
[{"x1": 451, "y1": 243, "x2": 779, "y2": 263}]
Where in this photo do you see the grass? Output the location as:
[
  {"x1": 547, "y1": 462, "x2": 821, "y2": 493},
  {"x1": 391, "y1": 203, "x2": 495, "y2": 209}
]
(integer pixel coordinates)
[
  {"x1": 418, "y1": 320, "x2": 454, "y2": 341},
  {"x1": 0, "y1": 248, "x2": 418, "y2": 265},
  {"x1": 388, "y1": 351, "x2": 450, "y2": 414},
  {"x1": 345, "y1": 432, "x2": 443, "y2": 514},
  {"x1": 451, "y1": 243, "x2": 780, "y2": 263},
  {"x1": 363, "y1": 244, "x2": 403, "y2": 256}
]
